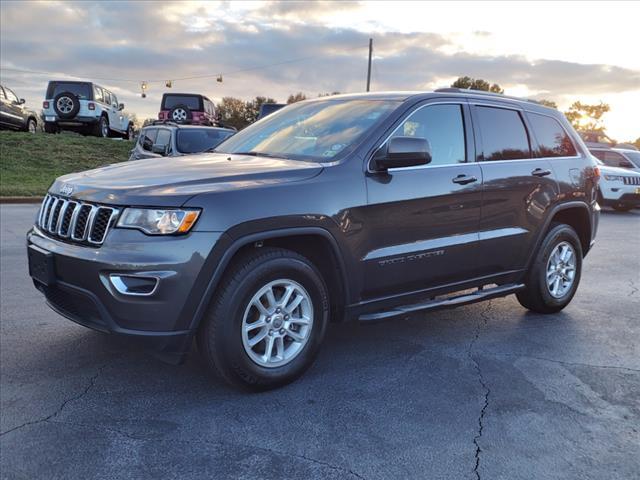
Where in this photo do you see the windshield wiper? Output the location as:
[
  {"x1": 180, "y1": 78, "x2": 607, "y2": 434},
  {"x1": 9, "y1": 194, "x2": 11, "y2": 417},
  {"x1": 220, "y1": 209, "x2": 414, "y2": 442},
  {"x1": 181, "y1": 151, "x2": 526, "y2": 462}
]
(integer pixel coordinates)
[{"x1": 228, "y1": 151, "x2": 290, "y2": 159}]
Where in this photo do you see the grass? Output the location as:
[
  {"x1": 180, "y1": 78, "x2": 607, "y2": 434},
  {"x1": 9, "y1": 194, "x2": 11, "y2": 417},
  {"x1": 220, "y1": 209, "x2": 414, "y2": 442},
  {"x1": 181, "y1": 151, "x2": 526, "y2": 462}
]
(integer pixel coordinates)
[{"x1": 0, "y1": 130, "x2": 133, "y2": 197}]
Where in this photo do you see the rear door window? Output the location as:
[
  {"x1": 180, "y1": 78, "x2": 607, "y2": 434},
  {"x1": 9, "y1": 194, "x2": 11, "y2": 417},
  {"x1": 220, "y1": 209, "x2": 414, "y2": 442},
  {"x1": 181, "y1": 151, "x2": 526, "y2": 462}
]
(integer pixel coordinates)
[
  {"x1": 476, "y1": 106, "x2": 531, "y2": 160},
  {"x1": 156, "y1": 129, "x2": 172, "y2": 148},
  {"x1": 47, "y1": 82, "x2": 92, "y2": 100},
  {"x1": 93, "y1": 86, "x2": 104, "y2": 104},
  {"x1": 528, "y1": 113, "x2": 576, "y2": 157}
]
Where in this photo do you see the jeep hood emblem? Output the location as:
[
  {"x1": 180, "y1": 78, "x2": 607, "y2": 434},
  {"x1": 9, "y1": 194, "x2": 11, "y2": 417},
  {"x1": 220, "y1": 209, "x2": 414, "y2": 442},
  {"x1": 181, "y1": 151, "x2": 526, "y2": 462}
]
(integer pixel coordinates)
[{"x1": 59, "y1": 184, "x2": 74, "y2": 196}]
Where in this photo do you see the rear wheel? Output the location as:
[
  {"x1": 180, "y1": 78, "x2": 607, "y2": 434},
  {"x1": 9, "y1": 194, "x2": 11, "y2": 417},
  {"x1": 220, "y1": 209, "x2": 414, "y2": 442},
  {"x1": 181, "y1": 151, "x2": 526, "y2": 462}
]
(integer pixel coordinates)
[
  {"x1": 93, "y1": 116, "x2": 109, "y2": 138},
  {"x1": 26, "y1": 118, "x2": 37, "y2": 133},
  {"x1": 197, "y1": 247, "x2": 329, "y2": 391},
  {"x1": 516, "y1": 224, "x2": 583, "y2": 314}
]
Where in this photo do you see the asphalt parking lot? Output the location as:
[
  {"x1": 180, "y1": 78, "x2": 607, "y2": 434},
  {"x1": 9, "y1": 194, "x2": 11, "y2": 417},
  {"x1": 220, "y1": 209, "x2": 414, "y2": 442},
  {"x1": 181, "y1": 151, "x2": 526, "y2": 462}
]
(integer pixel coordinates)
[{"x1": 1, "y1": 204, "x2": 638, "y2": 480}]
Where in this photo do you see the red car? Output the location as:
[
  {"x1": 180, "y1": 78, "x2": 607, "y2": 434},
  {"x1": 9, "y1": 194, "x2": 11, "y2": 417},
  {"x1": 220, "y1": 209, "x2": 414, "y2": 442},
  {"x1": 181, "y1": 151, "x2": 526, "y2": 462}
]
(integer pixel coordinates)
[{"x1": 158, "y1": 93, "x2": 217, "y2": 125}]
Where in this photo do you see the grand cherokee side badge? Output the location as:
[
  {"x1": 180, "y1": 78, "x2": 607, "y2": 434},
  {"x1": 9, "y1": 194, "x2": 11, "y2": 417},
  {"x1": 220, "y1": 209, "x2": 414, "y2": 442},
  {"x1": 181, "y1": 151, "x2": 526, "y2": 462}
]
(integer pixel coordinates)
[{"x1": 59, "y1": 184, "x2": 74, "y2": 196}]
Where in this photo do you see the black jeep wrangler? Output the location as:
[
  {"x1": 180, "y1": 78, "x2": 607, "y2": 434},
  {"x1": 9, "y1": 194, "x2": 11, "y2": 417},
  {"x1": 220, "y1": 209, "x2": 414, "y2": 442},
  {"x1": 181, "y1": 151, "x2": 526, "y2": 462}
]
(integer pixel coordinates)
[{"x1": 27, "y1": 90, "x2": 600, "y2": 390}]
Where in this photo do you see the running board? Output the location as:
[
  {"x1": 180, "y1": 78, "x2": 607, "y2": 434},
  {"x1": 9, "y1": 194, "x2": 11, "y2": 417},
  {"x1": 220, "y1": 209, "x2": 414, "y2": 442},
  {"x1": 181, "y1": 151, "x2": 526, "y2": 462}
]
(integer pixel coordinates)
[{"x1": 358, "y1": 283, "x2": 525, "y2": 322}]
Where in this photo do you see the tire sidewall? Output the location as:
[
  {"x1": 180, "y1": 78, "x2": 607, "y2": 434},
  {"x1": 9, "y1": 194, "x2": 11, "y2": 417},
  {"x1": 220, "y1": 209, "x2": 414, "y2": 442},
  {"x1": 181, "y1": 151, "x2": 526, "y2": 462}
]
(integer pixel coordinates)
[
  {"x1": 210, "y1": 256, "x2": 329, "y2": 389},
  {"x1": 98, "y1": 116, "x2": 109, "y2": 137},
  {"x1": 533, "y1": 225, "x2": 583, "y2": 309},
  {"x1": 53, "y1": 92, "x2": 80, "y2": 119},
  {"x1": 170, "y1": 105, "x2": 192, "y2": 123},
  {"x1": 27, "y1": 119, "x2": 37, "y2": 133}
]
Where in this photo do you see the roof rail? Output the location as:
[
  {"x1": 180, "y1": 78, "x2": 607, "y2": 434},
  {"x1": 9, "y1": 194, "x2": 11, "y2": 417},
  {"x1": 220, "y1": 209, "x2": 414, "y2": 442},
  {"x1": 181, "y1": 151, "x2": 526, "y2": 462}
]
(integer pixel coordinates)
[
  {"x1": 151, "y1": 120, "x2": 180, "y2": 126},
  {"x1": 434, "y1": 87, "x2": 541, "y2": 105}
]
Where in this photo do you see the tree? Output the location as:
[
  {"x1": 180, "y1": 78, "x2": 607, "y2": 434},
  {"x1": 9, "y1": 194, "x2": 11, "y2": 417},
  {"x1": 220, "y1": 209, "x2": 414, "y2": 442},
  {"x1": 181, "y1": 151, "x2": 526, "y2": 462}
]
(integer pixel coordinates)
[
  {"x1": 123, "y1": 112, "x2": 141, "y2": 129},
  {"x1": 317, "y1": 92, "x2": 340, "y2": 97},
  {"x1": 245, "y1": 96, "x2": 278, "y2": 124},
  {"x1": 564, "y1": 101, "x2": 610, "y2": 134},
  {"x1": 216, "y1": 97, "x2": 250, "y2": 130},
  {"x1": 537, "y1": 99, "x2": 557, "y2": 109},
  {"x1": 287, "y1": 92, "x2": 307, "y2": 104},
  {"x1": 451, "y1": 76, "x2": 504, "y2": 94}
]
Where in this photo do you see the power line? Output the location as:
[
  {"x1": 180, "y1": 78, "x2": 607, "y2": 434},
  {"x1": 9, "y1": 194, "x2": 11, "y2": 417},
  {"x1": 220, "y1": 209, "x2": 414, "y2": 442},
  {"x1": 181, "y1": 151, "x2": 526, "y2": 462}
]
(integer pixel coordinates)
[{"x1": 0, "y1": 43, "x2": 369, "y2": 85}]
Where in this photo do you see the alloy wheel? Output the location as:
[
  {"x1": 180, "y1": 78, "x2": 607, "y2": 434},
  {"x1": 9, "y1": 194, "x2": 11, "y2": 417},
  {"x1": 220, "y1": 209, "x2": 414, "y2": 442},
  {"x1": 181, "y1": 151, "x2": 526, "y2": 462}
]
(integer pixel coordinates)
[
  {"x1": 241, "y1": 279, "x2": 313, "y2": 368},
  {"x1": 546, "y1": 241, "x2": 576, "y2": 298}
]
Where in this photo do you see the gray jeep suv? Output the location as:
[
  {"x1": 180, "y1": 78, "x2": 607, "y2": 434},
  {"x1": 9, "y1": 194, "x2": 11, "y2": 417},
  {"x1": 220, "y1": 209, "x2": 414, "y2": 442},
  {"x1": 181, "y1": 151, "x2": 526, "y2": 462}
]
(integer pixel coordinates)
[{"x1": 27, "y1": 90, "x2": 600, "y2": 390}]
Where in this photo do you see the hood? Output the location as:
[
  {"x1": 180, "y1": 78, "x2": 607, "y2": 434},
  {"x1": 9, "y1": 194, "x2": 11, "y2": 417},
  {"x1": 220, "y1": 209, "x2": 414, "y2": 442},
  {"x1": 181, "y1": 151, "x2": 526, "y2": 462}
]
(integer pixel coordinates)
[
  {"x1": 50, "y1": 153, "x2": 323, "y2": 206},
  {"x1": 598, "y1": 163, "x2": 640, "y2": 177}
]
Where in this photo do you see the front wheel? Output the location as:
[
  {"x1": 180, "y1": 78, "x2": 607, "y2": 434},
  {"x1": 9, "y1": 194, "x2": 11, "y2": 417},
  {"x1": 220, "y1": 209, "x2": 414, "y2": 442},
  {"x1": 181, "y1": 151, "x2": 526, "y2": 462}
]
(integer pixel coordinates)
[
  {"x1": 516, "y1": 224, "x2": 583, "y2": 314},
  {"x1": 124, "y1": 123, "x2": 134, "y2": 140},
  {"x1": 612, "y1": 204, "x2": 633, "y2": 212},
  {"x1": 197, "y1": 248, "x2": 329, "y2": 391}
]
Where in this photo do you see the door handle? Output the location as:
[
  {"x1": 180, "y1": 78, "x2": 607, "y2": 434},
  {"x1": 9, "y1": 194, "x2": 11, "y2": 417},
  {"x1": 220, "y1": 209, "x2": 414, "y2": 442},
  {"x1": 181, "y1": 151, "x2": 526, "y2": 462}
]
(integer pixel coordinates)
[
  {"x1": 452, "y1": 174, "x2": 478, "y2": 185},
  {"x1": 532, "y1": 168, "x2": 552, "y2": 177}
]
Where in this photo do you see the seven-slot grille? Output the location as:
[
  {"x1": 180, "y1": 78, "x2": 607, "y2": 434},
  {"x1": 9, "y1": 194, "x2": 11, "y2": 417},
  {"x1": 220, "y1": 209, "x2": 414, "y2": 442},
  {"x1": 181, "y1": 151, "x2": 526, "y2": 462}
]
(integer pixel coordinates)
[
  {"x1": 623, "y1": 176, "x2": 640, "y2": 186},
  {"x1": 37, "y1": 194, "x2": 119, "y2": 245}
]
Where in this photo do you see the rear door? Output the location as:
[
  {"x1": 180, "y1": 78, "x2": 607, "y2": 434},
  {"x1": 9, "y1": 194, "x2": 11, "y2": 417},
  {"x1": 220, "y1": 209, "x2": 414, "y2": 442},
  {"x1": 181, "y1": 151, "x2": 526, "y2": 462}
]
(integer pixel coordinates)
[
  {"x1": 471, "y1": 102, "x2": 559, "y2": 277},
  {"x1": 361, "y1": 100, "x2": 483, "y2": 300}
]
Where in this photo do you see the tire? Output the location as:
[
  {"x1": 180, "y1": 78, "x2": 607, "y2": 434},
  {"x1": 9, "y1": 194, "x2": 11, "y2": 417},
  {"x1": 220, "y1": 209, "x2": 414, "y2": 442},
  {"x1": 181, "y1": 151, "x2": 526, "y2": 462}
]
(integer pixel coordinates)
[
  {"x1": 516, "y1": 223, "x2": 583, "y2": 314},
  {"x1": 44, "y1": 122, "x2": 58, "y2": 134},
  {"x1": 93, "y1": 116, "x2": 109, "y2": 138},
  {"x1": 612, "y1": 204, "x2": 632, "y2": 212},
  {"x1": 124, "y1": 123, "x2": 134, "y2": 140},
  {"x1": 26, "y1": 118, "x2": 37, "y2": 133},
  {"x1": 169, "y1": 105, "x2": 192, "y2": 123},
  {"x1": 196, "y1": 247, "x2": 330, "y2": 391},
  {"x1": 53, "y1": 92, "x2": 80, "y2": 119}
]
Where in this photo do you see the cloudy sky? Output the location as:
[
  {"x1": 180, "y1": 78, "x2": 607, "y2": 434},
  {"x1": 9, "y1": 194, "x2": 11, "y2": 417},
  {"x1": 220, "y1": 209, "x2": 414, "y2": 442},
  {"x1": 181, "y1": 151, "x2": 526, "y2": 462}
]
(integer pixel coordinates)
[{"x1": 1, "y1": 0, "x2": 638, "y2": 140}]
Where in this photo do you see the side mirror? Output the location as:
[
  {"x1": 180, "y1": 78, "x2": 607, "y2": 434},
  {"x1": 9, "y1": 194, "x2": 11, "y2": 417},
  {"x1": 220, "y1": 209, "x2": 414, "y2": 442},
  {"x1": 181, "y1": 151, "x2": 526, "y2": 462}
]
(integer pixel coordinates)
[
  {"x1": 373, "y1": 136, "x2": 432, "y2": 171},
  {"x1": 19, "y1": 98, "x2": 26, "y2": 105},
  {"x1": 151, "y1": 143, "x2": 169, "y2": 156},
  {"x1": 118, "y1": 103, "x2": 125, "y2": 111}
]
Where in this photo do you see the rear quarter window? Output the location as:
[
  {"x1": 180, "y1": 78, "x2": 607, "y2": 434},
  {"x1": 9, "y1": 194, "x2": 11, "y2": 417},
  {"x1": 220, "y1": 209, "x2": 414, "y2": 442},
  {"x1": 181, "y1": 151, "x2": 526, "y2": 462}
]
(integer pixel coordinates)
[{"x1": 528, "y1": 112, "x2": 577, "y2": 157}]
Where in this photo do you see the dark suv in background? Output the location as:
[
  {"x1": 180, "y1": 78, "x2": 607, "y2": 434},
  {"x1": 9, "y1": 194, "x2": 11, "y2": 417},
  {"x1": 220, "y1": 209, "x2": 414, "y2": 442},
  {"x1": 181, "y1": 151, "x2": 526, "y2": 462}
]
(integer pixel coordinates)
[
  {"x1": 27, "y1": 90, "x2": 599, "y2": 390},
  {"x1": 129, "y1": 122, "x2": 235, "y2": 160},
  {"x1": 0, "y1": 84, "x2": 38, "y2": 133},
  {"x1": 158, "y1": 93, "x2": 217, "y2": 125}
]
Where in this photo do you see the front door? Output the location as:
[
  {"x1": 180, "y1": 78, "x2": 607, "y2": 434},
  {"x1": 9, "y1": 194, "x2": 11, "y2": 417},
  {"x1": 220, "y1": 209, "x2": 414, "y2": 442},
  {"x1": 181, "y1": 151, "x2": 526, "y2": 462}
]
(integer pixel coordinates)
[
  {"x1": 107, "y1": 92, "x2": 124, "y2": 131},
  {"x1": 360, "y1": 101, "x2": 483, "y2": 301}
]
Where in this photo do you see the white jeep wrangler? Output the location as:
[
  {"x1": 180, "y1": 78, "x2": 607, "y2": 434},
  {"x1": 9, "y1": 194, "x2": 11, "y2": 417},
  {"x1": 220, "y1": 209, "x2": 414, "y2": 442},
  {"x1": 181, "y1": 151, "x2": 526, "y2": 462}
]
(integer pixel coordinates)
[{"x1": 42, "y1": 80, "x2": 134, "y2": 139}]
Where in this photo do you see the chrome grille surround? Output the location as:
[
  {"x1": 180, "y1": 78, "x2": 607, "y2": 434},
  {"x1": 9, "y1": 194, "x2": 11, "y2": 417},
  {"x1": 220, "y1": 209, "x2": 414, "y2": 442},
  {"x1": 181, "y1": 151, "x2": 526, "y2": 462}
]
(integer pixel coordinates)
[{"x1": 36, "y1": 194, "x2": 119, "y2": 246}]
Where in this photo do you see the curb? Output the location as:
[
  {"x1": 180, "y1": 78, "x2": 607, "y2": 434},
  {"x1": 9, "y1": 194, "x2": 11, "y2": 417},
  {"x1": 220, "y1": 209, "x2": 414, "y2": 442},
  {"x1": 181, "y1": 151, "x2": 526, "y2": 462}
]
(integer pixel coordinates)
[{"x1": 0, "y1": 197, "x2": 43, "y2": 204}]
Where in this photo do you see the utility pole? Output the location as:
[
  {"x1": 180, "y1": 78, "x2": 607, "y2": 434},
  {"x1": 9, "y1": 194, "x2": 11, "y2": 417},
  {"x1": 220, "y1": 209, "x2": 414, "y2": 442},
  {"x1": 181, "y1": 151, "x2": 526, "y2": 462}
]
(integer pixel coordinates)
[{"x1": 366, "y1": 38, "x2": 373, "y2": 92}]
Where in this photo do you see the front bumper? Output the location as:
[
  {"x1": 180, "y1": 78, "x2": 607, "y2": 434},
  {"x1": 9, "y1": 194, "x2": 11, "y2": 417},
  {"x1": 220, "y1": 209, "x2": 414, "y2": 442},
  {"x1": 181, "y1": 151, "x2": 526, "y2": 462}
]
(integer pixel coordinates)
[
  {"x1": 600, "y1": 183, "x2": 640, "y2": 204},
  {"x1": 27, "y1": 226, "x2": 222, "y2": 359}
]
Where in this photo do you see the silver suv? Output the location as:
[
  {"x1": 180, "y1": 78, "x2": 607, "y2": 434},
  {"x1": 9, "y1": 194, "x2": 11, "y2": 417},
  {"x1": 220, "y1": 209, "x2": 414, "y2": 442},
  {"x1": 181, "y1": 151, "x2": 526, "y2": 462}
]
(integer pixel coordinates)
[{"x1": 42, "y1": 80, "x2": 133, "y2": 139}]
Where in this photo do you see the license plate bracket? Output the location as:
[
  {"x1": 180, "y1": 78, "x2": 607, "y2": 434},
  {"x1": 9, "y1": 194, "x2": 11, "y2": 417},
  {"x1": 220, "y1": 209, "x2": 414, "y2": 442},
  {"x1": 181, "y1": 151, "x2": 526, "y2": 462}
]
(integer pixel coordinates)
[{"x1": 28, "y1": 245, "x2": 56, "y2": 286}]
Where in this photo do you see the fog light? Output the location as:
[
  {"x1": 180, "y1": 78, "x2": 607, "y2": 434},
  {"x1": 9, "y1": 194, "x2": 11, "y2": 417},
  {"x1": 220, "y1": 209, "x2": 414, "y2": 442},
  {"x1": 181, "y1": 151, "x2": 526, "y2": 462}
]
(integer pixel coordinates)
[{"x1": 110, "y1": 274, "x2": 158, "y2": 296}]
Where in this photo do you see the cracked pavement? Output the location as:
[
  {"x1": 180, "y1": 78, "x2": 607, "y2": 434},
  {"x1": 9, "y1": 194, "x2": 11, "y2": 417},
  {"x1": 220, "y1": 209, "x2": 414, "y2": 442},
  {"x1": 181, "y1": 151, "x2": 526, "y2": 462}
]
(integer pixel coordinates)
[{"x1": 1, "y1": 205, "x2": 639, "y2": 480}]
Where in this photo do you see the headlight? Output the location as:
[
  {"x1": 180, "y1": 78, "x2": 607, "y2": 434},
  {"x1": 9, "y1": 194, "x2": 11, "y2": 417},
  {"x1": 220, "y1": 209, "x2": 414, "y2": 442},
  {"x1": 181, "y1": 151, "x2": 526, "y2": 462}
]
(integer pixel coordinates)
[
  {"x1": 603, "y1": 175, "x2": 624, "y2": 182},
  {"x1": 117, "y1": 208, "x2": 200, "y2": 235}
]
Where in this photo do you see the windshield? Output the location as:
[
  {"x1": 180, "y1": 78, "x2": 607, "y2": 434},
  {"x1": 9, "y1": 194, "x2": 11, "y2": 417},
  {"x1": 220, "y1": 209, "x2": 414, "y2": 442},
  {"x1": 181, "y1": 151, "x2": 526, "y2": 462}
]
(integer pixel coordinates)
[
  {"x1": 176, "y1": 129, "x2": 234, "y2": 154},
  {"x1": 620, "y1": 150, "x2": 640, "y2": 167},
  {"x1": 215, "y1": 99, "x2": 401, "y2": 162}
]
